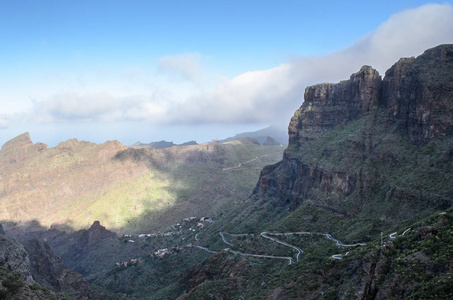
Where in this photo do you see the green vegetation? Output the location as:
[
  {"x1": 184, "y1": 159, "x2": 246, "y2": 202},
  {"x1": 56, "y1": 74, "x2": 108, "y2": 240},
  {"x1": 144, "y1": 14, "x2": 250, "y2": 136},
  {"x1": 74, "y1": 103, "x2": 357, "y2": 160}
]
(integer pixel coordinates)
[
  {"x1": 0, "y1": 268, "x2": 24, "y2": 299},
  {"x1": 177, "y1": 209, "x2": 453, "y2": 300},
  {"x1": 0, "y1": 136, "x2": 285, "y2": 234},
  {"x1": 71, "y1": 170, "x2": 176, "y2": 231},
  {"x1": 0, "y1": 267, "x2": 56, "y2": 299}
]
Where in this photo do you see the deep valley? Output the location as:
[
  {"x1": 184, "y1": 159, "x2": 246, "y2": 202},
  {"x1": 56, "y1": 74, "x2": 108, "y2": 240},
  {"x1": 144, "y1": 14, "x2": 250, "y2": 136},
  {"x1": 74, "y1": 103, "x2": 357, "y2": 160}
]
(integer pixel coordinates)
[{"x1": 1, "y1": 44, "x2": 453, "y2": 299}]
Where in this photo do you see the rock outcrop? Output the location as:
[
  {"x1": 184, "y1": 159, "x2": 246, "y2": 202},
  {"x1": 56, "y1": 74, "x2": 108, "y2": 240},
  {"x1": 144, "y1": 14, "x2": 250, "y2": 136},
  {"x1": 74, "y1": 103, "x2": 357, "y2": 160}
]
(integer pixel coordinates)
[
  {"x1": 254, "y1": 44, "x2": 453, "y2": 219},
  {"x1": 23, "y1": 239, "x2": 65, "y2": 290},
  {"x1": 0, "y1": 234, "x2": 34, "y2": 283},
  {"x1": 44, "y1": 221, "x2": 118, "y2": 276},
  {"x1": 289, "y1": 65, "x2": 382, "y2": 145},
  {"x1": 0, "y1": 226, "x2": 92, "y2": 299},
  {"x1": 0, "y1": 132, "x2": 48, "y2": 172},
  {"x1": 382, "y1": 45, "x2": 453, "y2": 143},
  {"x1": 0, "y1": 132, "x2": 34, "y2": 152},
  {"x1": 76, "y1": 221, "x2": 117, "y2": 248}
]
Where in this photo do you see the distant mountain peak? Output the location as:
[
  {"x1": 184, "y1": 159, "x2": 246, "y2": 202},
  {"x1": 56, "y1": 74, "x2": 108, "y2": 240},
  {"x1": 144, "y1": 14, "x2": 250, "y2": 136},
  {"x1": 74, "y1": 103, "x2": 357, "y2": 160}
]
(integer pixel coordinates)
[
  {"x1": 130, "y1": 140, "x2": 198, "y2": 149},
  {"x1": 220, "y1": 125, "x2": 287, "y2": 145},
  {"x1": 1, "y1": 132, "x2": 33, "y2": 152}
]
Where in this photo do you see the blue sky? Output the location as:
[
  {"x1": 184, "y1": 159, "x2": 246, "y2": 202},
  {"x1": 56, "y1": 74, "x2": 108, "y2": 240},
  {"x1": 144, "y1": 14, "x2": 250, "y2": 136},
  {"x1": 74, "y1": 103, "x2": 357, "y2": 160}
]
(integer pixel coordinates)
[{"x1": 1, "y1": 1, "x2": 453, "y2": 147}]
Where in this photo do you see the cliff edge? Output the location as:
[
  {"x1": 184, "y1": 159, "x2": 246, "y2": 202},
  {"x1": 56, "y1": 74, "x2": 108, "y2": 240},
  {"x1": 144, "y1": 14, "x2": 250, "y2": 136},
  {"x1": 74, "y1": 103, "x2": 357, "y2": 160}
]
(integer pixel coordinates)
[{"x1": 254, "y1": 44, "x2": 453, "y2": 221}]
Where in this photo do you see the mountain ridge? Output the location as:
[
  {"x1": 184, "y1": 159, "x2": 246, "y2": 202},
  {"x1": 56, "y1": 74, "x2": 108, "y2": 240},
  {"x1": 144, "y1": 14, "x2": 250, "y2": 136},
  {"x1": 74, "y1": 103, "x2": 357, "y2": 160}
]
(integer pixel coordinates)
[
  {"x1": 0, "y1": 133, "x2": 285, "y2": 234},
  {"x1": 220, "y1": 125, "x2": 288, "y2": 145}
]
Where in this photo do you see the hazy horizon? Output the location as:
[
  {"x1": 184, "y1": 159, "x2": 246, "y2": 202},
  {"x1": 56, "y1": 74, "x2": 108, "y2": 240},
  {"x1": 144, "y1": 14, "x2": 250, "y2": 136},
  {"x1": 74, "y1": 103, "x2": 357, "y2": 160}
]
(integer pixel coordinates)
[{"x1": 2, "y1": 1, "x2": 453, "y2": 147}]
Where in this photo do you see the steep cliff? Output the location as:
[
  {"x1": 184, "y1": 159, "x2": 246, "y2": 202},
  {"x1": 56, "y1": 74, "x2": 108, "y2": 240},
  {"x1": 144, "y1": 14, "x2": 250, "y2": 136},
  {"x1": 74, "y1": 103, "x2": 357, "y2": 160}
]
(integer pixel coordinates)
[
  {"x1": 382, "y1": 45, "x2": 453, "y2": 143},
  {"x1": 45, "y1": 221, "x2": 118, "y2": 276},
  {"x1": 253, "y1": 44, "x2": 453, "y2": 222},
  {"x1": 173, "y1": 45, "x2": 453, "y2": 300},
  {"x1": 0, "y1": 225, "x2": 92, "y2": 299}
]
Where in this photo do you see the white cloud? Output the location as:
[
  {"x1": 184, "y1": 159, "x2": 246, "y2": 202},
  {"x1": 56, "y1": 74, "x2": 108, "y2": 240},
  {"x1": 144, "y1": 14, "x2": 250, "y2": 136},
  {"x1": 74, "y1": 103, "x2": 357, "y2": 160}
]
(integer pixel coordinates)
[
  {"x1": 0, "y1": 116, "x2": 7, "y2": 129},
  {"x1": 339, "y1": 3, "x2": 453, "y2": 73},
  {"x1": 33, "y1": 92, "x2": 165, "y2": 122},
  {"x1": 0, "y1": 111, "x2": 30, "y2": 130},
  {"x1": 165, "y1": 3, "x2": 453, "y2": 126},
  {"x1": 24, "y1": 4, "x2": 453, "y2": 129},
  {"x1": 157, "y1": 53, "x2": 203, "y2": 82},
  {"x1": 169, "y1": 64, "x2": 296, "y2": 124}
]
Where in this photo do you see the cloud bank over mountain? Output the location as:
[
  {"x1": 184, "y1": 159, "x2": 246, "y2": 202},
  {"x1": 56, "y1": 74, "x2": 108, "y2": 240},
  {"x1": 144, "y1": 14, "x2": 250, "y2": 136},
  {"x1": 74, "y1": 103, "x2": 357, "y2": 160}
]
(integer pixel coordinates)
[
  {"x1": 167, "y1": 4, "x2": 453, "y2": 125},
  {"x1": 1, "y1": 3, "x2": 453, "y2": 145}
]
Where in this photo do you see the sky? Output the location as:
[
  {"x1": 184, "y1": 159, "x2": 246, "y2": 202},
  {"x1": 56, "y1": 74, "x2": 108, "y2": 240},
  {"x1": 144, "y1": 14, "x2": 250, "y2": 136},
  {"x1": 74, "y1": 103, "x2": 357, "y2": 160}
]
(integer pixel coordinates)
[{"x1": 1, "y1": 0, "x2": 453, "y2": 147}]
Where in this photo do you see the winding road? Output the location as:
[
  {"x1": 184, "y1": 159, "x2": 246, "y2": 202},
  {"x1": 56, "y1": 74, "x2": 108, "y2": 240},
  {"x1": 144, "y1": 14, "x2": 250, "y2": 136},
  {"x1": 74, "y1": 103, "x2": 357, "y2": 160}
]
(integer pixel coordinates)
[
  {"x1": 195, "y1": 245, "x2": 217, "y2": 254},
  {"x1": 325, "y1": 234, "x2": 366, "y2": 247},
  {"x1": 164, "y1": 227, "x2": 410, "y2": 265},
  {"x1": 220, "y1": 232, "x2": 233, "y2": 246},
  {"x1": 261, "y1": 232, "x2": 304, "y2": 261},
  {"x1": 149, "y1": 222, "x2": 410, "y2": 265},
  {"x1": 215, "y1": 230, "x2": 369, "y2": 263},
  {"x1": 193, "y1": 227, "x2": 411, "y2": 264},
  {"x1": 402, "y1": 228, "x2": 411, "y2": 237},
  {"x1": 225, "y1": 248, "x2": 295, "y2": 265},
  {"x1": 222, "y1": 155, "x2": 270, "y2": 171}
]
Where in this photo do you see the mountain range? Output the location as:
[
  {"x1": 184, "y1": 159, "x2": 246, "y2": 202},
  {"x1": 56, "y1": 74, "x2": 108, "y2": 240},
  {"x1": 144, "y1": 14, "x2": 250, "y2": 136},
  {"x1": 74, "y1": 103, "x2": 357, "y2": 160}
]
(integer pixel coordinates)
[
  {"x1": 130, "y1": 125, "x2": 287, "y2": 150},
  {"x1": 219, "y1": 126, "x2": 288, "y2": 145},
  {"x1": 1, "y1": 44, "x2": 452, "y2": 299}
]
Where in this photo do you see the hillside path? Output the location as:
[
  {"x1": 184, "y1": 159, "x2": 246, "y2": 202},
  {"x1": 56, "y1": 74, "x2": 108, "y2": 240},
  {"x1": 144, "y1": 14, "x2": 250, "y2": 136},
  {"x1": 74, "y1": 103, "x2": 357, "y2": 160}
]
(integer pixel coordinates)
[{"x1": 222, "y1": 155, "x2": 270, "y2": 171}]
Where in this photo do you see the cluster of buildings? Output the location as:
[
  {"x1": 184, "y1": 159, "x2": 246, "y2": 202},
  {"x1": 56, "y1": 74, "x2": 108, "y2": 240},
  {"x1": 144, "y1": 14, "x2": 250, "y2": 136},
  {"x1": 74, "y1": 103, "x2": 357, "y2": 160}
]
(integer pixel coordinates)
[
  {"x1": 183, "y1": 216, "x2": 213, "y2": 223},
  {"x1": 123, "y1": 231, "x2": 182, "y2": 242},
  {"x1": 183, "y1": 216, "x2": 214, "y2": 232},
  {"x1": 118, "y1": 216, "x2": 215, "y2": 264},
  {"x1": 153, "y1": 246, "x2": 183, "y2": 258},
  {"x1": 115, "y1": 258, "x2": 142, "y2": 268},
  {"x1": 123, "y1": 216, "x2": 215, "y2": 239}
]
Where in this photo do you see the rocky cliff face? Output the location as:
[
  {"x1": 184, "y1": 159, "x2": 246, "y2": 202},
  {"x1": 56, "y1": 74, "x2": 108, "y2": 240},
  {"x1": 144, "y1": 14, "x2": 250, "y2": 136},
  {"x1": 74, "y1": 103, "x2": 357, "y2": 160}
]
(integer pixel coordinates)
[
  {"x1": 289, "y1": 65, "x2": 382, "y2": 145},
  {"x1": 255, "y1": 44, "x2": 453, "y2": 219},
  {"x1": 76, "y1": 221, "x2": 118, "y2": 248},
  {"x1": 382, "y1": 45, "x2": 453, "y2": 143},
  {"x1": 23, "y1": 239, "x2": 66, "y2": 290},
  {"x1": 43, "y1": 221, "x2": 118, "y2": 276},
  {"x1": 0, "y1": 232, "x2": 34, "y2": 284},
  {"x1": 0, "y1": 225, "x2": 92, "y2": 299}
]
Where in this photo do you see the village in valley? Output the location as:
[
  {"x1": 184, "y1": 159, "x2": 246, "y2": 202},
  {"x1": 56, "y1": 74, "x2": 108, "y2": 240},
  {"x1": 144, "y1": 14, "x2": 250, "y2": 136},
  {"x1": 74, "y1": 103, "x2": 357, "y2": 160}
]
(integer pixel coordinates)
[
  {"x1": 115, "y1": 216, "x2": 215, "y2": 268},
  {"x1": 114, "y1": 213, "x2": 413, "y2": 269}
]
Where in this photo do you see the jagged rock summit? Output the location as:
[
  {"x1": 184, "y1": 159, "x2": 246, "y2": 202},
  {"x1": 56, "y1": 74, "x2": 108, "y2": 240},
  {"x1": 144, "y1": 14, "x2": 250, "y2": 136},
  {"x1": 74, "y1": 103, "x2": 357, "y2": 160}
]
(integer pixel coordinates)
[
  {"x1": 81, "y1": 220, "x2": 117, "y2": 246},
  {"x1": 289, "y1": 65, "x2": 382, "y2": 145},
  {"x1": 0, "y1": 132, "x2": 48, "y2": 168},
  {"x1": 1, "y1": 132, "x2": 33, "y2": 150},
  {"x1": 289, "y1": 44, "x2": 453, "y2": 147}
]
